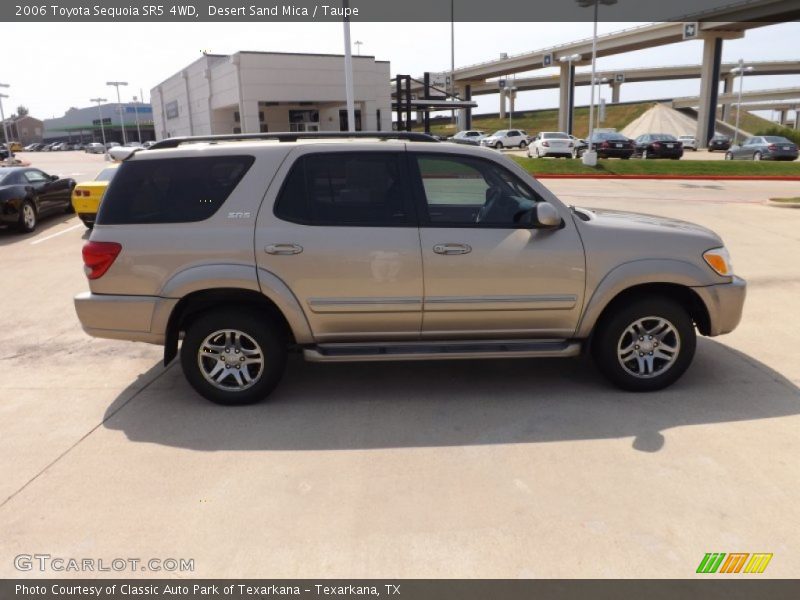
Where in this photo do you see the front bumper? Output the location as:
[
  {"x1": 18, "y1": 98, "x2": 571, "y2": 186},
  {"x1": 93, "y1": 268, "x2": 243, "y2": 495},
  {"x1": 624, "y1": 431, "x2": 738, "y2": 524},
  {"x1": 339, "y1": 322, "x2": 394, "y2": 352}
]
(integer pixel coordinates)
[
  {"x1": 692, "y1": 276, "x2": 747, "y2": 336},
  {"x1": 74, "y1": 291, "x2": 177, "y2": 345}
]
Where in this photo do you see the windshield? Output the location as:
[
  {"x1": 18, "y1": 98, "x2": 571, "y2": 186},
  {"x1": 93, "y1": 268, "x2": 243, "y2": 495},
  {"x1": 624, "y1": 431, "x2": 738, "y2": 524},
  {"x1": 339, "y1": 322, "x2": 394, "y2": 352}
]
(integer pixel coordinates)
[
  {"x1": 95, "y1": 168, "x2": 118, "y2": 182},
  {"x1": 492, "y1": 130, "x2": 508, "y2": 136},
  {"x1": 542, "y1": 133, "x2": 569, "y2": 139},
  {"x1": 764, "y1": 136, "x2": 791, "y2": 143},
  {"x1": 651, "y1": 134, "x2": 677, "y2": 141}
]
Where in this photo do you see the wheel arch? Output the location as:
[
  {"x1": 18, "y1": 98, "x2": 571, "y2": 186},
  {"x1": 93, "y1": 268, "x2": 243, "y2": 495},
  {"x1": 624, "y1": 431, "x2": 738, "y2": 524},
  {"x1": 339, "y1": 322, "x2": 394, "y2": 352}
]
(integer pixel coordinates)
[
  {"x1": 577, "y1": 260, "x2": 717, "y2": 340},
  {"x1": 163, "y1": 288, "x2": 298, "y2": 366}
]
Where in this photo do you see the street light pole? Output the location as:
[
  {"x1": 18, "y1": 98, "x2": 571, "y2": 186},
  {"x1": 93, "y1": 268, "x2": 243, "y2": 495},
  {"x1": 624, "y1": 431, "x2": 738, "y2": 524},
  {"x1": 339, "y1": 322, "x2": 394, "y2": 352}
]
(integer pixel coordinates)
[
  {"x1": 106, "y1": 81, "x2": 128, "y2": 144},
  {"x1": 90, "y1": 97, "x2": 108, "y2": 146},
  {"x1": 576, "y1": 0, "x2": 617, "y2": 166},
  {"x1": 354, "y1": 40, "x2": 363, "y2": 56},
  {"x1": 132, "y1": 95, "x2": 142, "y2": 142},
  {"x1": 342, "y1": 0, "x2": 356, "y2": 132},
  {"x1": 0, "y1": 83, "x2": 10, "y2": 163},
  {"x1": 731, "y1": 59, "x2": 754, "y2": 145},
  {"x1": 594, "y1": 76, "x2": 609, "y2": 128}
]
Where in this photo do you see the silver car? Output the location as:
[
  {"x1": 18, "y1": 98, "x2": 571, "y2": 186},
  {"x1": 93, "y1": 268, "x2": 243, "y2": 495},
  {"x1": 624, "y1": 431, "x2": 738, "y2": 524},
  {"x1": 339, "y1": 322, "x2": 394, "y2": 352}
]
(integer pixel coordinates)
[{"x1": 74, "y1": 132, "x2": 746, "y2": 405}]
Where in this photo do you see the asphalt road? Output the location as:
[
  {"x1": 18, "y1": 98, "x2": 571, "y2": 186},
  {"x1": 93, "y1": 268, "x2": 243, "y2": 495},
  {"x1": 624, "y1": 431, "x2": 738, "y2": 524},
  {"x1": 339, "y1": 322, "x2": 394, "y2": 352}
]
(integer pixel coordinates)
[{"x1": 1, "y1": 151, "x2": 799, "y2": 578}]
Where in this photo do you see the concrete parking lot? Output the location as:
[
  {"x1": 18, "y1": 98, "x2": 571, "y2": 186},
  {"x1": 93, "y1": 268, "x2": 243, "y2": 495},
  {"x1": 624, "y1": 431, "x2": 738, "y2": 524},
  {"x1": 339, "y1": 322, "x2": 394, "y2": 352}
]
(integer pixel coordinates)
[{"x1": 1, "y1": 151, "x2": 799, "y2": 578}]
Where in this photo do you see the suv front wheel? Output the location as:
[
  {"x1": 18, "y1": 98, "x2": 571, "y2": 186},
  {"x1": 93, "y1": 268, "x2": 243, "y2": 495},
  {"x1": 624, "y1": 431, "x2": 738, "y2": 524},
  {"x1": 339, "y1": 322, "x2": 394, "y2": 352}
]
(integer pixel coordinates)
[
  {"x1": 592, "y1": 297, "x2": 696, "y2": 391},
  {"x1": 181, "y1": 308, "x2": 287, "y2": 405}
]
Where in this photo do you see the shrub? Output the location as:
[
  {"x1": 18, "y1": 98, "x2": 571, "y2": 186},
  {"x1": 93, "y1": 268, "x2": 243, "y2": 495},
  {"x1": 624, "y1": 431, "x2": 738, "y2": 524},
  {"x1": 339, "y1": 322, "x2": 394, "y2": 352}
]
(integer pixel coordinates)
[{"x1": 754, "y1": 125, "x2": 800, "y2": 146}]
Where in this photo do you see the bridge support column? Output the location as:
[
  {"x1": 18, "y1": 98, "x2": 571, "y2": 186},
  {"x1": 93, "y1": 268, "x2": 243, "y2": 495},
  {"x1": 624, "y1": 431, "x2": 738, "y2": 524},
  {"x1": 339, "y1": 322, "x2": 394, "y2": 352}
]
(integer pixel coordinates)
[
  {"x1": 779, "y1": 109, "x2": 787, "y2": 127},
  {"x1": 696, "y1": 36, "x2": 724, "y2": 149},
  {"x1": 558, "y1": 62, "x2": 575, "y2": 134},
  {"x1": 721, "y1": 74, "x2": 734, "y2": 122},
  {"x1": 795, "y1": 110, "x2": 800, "y2": 130},
  {"x1": 456, "y1": 84, "x2": 472, "y2": 131},
  {"x1": 499, "y1": 90, "x2": 506, "y2": 120},
  {"x1": 610, "y1": 82, "x2": 620, "y2": 104}
]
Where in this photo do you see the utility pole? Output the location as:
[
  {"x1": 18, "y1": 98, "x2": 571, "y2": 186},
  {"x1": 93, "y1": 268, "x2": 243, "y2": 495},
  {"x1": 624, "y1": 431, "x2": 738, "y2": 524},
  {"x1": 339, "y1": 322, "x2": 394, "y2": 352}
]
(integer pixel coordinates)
[
  {"x1": 106, "y1": 81, "x2": 129, "y2": 144},
  {"x1": 90, "y1": 97, "x2": 108, "y2": 146}
]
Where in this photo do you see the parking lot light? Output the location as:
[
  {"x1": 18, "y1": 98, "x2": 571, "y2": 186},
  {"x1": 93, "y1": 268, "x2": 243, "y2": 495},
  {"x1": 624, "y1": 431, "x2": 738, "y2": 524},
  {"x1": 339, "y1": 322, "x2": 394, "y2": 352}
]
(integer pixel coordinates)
[
  {"x1": 0, "y1": 85, "x2": 11, "y2": 165},
  {"x1": 90, "y1": 97, "x2": 108, "y2": 147},
  {"x1": 106, "y1": 81, "x2": 129, "y2": 144},
  {"x1": 132, "y1": 95, "x2": 142, "y2": 143},
  {"x1": 576, "y1": 0, "x2": 618, "y2": 166},
  {"x1": 731, "y1": 60, "x2": 754, "y2": 146}
]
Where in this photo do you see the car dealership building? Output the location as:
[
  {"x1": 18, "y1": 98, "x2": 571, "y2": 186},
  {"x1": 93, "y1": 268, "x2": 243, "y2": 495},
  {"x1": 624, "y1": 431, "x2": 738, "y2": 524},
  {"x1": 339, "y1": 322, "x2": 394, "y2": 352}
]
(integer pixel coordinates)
[
  {"x1": 42, "y1": 102, "x2": 155, "y2": 143},
  {"x1": 150, "y1": 51, "x2": 392, "y2": 139}
]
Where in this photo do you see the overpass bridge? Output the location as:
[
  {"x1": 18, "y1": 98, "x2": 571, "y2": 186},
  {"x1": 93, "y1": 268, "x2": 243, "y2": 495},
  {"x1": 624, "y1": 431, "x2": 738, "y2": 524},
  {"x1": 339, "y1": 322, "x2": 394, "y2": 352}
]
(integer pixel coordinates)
[{"x1": 414, "y1": 0, "x2": 800, "y2": 148}]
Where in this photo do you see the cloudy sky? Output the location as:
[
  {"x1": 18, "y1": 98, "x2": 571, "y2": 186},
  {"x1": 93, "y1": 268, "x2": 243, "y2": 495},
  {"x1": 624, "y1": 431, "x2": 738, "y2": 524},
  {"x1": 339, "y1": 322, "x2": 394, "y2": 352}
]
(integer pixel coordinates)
[{"x1": 3, "y1": 20, "x2": 798, "y2": 120}]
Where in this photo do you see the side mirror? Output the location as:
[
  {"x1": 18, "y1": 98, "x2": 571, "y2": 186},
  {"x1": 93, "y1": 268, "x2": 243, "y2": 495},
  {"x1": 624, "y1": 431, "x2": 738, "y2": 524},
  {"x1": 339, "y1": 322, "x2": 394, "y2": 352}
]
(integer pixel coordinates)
[
  {"x1": 50, "y1": 174, "x2": 59, "y2": 181},
  {"x1": 521, "y1": 202, "x2": 562, "y2": 229}
]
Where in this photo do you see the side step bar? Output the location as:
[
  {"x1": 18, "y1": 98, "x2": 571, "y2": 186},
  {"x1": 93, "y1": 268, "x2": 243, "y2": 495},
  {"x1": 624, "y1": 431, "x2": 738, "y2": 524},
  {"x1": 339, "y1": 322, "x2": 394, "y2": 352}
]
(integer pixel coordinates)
[{"x1": 303, "y1": 339, "x2": 581, "y2": 363}]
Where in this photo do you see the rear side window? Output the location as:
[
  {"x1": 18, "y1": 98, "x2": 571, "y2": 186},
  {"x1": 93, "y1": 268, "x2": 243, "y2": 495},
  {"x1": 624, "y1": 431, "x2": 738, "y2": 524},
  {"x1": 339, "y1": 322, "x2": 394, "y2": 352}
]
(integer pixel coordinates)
[
  {"x1": 97, "y1": 156, "x2": 254, "y2": 225},
  {"x1": 274, "y1": 152, "x2": 411, "y2": 226}
]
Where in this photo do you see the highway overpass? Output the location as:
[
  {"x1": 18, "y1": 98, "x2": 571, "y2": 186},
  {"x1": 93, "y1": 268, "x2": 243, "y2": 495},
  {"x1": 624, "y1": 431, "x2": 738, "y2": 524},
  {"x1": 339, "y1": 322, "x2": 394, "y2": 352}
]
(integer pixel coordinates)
[{"x1": 416, "y1": 0, "x2": 800, "y2": 147}]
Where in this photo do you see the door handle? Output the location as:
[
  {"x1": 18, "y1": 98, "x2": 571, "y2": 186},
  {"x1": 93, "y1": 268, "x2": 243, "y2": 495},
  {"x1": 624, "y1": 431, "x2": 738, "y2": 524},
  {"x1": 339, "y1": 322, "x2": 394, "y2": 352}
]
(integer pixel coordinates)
[
  {"x1": 265, "y1": 243, "x2": 303, "y2": 255},
  {"x1": 433, "y1": 243, "x2": 472, "y2": 255}
]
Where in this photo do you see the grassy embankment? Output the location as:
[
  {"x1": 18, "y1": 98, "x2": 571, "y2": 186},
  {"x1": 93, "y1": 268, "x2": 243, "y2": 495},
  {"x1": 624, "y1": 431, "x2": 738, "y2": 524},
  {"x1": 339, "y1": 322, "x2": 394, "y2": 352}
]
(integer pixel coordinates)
[{"x1": 512, "y1": 156, "x2": 800, "y2": 177}]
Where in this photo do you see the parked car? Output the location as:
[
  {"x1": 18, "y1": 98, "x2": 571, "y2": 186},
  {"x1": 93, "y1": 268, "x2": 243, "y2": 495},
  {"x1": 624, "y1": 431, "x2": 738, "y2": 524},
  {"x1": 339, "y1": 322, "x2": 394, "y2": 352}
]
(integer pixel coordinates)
[
  {"x1": 0, "y1": 167, "x2": 76, "y2": 233},
  {"x1": 73, "y1": 132, "x2": 745, "y2": 405},
  {"x1": 70, "y1": 143, "x2": 84, "y2": 151},
  {"x1": 0, "y1": 146, "x2": 9, "y2": 160},
  {"x1": 575, "y1": 131, "x2": 634, "y2": 159},
  {"x1": 85, "y1": 142, "x2": 106, "y2": 154},
  {"x1": 51, "y1": 142, "x2": 70, "y2": 151},
  {"x1": 527, "y1": 131, "x2": 574, "y2": 158},
  {"x1": 23, "y1": 143, "x2": 43, "y2": 151},
  {"x1": 677, "y1": 135, "x2": 697, "y2": 151},
  {"x1": 480, "y1": 129, "x2": 529, "y2": 149},
  {"x1": 449, "y1": 130, "x2": 487, "y2": 145},
  {"x1": 570, "y1": 135, "x2": 587, "y2": 158},
  {"x1": 142, "y1": 141, "x2": 157, "y2": 149},
  {"x1": 633, "y1": 134, "x2": 684, "y2": 160},
  {"x1": 724, "y1": 136, "x2": 799, "y2": 161},
  {"x1": 71, "y1": 163, "x2": 120, "y2": 228},
  {"x1": 105, "y1": 142, "x2": 120, "y2": 150},
  {"x1": 708, "y1": 135, "x2": 731, "y2": 152}
]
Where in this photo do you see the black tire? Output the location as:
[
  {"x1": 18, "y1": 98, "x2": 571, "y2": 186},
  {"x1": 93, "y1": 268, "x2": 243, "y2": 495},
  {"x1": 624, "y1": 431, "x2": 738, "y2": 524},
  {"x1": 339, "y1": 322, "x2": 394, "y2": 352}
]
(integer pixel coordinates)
[
  {"x1": 591, "y1": 297, "x2": 696, "y2": 392},
  {"x1": 519, "y1": 141, "x2": 527, "y2": 149},
  {"x1": 17, "y1": 200, "x2": 37, "y2": 233},
  {"x1": 724, "y1": 152, "x2": 732, "y2": 160},
  {"x1": 753, "y1": 152, "x2": 761, "y2": 161},
  {"x1": 64, "y1": 201, "x2": 75, "y2": 214},
  {"x1": 494, "y1": 142, "x2": 503, "y2": 150},
  {"x1": 180, "y1": 308, "x2": 287, "y2": 405},
  {"x1": 642, "y1": 149, "x2": 649, "y2": 160},
  {"x1": 621, "y1": 155, "x2": 630, "y2": 160}
]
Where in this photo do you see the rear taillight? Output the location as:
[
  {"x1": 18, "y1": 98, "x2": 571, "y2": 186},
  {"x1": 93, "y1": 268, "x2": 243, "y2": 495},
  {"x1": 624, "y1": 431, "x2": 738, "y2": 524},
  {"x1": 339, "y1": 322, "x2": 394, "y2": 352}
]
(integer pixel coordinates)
[
  {"x1": 542, "y1": 141, "x2": 550, "y2": 147},
  {"x1": 600, "y1": 141, "x2": 610, "y2": 148},
  {"x1": 768, "y1": 144, "x2": 778, "y2": 151},
  {"x1": 82, "y1": 241, "x2": 122, "y2": 280},
  {"x1": 652, "y1": 142, "x2": 662, "y2": 148}
]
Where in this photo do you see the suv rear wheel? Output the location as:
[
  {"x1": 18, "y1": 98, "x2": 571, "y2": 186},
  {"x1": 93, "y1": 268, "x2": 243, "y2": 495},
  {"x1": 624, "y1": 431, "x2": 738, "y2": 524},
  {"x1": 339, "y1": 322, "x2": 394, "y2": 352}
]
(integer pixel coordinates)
[
  {"x1": 180, "y1": 308, "x2": 287, "y2": 405},
  {"x1": 592, "y1": 297, "x2": 696, "y2": 391}
]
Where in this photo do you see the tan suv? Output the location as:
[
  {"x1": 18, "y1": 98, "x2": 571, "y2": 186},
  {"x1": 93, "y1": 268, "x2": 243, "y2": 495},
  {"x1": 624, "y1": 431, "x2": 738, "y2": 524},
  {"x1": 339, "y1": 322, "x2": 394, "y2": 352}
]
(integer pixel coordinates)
[{"x1": 74, "y1": 132, "x2": 746, "y2": 405}]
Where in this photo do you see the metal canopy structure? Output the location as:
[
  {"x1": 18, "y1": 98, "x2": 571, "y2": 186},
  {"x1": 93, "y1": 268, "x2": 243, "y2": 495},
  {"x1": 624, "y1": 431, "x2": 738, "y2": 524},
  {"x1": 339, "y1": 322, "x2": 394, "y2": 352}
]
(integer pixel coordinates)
[{"x1": 392, "y1": 74, "x2": 477, "y2": 133}]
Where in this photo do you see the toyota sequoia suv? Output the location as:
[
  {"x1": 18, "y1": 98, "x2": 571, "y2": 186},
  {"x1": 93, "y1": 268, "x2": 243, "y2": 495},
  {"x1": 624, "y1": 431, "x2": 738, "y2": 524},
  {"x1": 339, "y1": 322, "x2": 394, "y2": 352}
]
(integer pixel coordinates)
[{"x1": 74, "y1": 132, "x2": 746, "y2": 405}]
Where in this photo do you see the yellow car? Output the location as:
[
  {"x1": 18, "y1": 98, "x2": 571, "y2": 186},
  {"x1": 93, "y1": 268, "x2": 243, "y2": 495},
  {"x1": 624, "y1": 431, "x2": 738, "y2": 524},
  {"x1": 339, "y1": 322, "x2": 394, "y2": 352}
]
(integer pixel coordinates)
[{"x1": 71, "y1": 163, "x2": 119, "y2": 228}]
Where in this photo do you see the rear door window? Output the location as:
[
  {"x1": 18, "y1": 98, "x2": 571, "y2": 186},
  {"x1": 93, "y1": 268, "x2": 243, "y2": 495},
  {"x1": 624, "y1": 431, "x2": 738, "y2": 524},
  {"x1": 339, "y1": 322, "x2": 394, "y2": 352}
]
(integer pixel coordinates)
[
  {"x1": 274, "y1": 152, "x2": 412, "y2": 226},
  {"x1": 96, "y1": 156, "x2": 254, "y2": 224}
]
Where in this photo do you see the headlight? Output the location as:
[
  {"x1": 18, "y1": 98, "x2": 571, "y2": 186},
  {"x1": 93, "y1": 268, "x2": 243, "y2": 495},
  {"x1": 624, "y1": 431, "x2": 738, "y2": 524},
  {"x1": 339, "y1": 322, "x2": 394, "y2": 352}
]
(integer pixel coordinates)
[{"x1": 703, "y1": 247, "x2": 733, "y2": 276}]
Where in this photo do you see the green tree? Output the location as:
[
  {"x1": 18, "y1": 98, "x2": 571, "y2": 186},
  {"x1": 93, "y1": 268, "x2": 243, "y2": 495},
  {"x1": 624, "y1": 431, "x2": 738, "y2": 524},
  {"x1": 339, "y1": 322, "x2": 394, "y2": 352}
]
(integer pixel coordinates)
[{"x1": 16, "y1": 105, "x2": 29, "y2": 117}]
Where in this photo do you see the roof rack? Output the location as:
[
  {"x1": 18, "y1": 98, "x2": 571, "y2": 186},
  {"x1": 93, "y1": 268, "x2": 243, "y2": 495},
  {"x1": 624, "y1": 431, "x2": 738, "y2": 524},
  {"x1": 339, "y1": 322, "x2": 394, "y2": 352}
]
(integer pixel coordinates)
[{"x1": 148, "y1": 131, "x2": 439, "y2": 150}]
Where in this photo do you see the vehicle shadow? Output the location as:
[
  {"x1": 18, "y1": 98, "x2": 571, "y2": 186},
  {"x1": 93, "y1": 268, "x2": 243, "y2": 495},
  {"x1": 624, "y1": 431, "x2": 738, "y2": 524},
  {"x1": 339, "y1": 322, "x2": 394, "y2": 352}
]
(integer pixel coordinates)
[
  {"x1": 102, "y1": 338, "x2": 800, "y2": 453},
  {"x1": 0, "y1": 213, "x2": 79, "y2": 247}
]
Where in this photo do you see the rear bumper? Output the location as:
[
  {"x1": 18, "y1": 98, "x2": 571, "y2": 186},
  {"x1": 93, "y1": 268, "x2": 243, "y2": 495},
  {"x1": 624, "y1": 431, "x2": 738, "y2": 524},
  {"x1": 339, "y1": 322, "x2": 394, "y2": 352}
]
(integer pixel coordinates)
[
  {"x1": 692, "y1": 276, "x2": 747, "y2": 336},
  {"x1": 74, "y1": 291, "x2": 177, "y2": 345}
]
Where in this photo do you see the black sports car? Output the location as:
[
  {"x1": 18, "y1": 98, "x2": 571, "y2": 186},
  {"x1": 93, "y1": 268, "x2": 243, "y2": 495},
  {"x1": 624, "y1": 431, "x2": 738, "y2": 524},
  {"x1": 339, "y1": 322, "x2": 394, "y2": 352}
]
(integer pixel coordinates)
[{"x1": 0, "y1": 167, "x2": 76, "y2": 233}]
